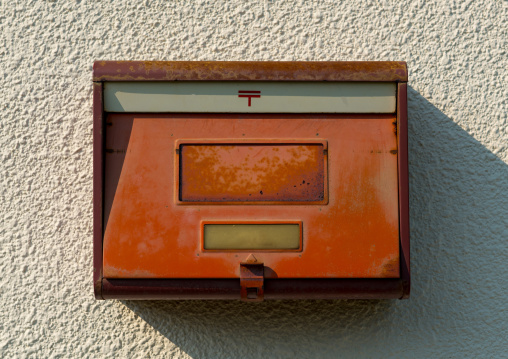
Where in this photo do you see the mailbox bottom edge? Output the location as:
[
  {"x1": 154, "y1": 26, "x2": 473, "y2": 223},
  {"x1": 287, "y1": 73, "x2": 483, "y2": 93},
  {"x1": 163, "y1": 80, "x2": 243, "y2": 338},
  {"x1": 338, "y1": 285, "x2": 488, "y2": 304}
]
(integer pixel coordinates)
[{"x1": 101, "y1": 278, "x2": 406, "y2": 300}]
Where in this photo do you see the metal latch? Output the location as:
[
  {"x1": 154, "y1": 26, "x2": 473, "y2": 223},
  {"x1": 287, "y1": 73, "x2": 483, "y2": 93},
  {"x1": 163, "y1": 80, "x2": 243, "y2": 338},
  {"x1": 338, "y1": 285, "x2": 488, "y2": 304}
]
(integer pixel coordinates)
[{"x1": 240, "y1": 254, "x2": 264, "y2": 302}]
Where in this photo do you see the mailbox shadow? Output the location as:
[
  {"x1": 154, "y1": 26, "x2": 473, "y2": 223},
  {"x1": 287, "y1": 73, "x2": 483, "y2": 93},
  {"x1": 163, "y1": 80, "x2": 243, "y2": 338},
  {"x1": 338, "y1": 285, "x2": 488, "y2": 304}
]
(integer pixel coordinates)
[
  {"x1": 121, "y1": 298, "x2": 391, "y2": 357},
  {"x1": 120, "y1": 87, "x2": 508, "y2": 358}
]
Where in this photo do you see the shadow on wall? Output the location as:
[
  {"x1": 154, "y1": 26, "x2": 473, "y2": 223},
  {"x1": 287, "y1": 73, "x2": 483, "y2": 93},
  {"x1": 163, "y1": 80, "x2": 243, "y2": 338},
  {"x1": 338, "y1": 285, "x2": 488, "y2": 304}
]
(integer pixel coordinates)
[{"x1": 121, "y1": 87, "x2": 508, "y2": 358}]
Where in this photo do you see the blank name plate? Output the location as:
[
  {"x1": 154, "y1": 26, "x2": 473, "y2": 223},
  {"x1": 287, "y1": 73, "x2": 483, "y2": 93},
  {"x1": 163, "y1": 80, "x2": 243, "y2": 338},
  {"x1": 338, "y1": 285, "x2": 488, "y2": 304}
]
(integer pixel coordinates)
[{"x1": 203, "y1": 222, "x2": 302, "y2": 251}]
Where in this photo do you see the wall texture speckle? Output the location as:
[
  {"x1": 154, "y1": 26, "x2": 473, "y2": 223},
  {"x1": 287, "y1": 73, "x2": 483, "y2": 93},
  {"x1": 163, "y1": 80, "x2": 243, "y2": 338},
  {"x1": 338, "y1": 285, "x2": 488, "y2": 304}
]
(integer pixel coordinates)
[{"x1": 1, "y1": 1, "x2": 507, "y2": 358}]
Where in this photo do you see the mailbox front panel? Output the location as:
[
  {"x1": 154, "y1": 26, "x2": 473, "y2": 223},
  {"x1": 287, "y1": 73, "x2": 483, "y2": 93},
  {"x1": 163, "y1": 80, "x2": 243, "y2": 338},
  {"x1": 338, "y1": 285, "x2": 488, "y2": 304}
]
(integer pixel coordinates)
[{"x1": 102, "y1": 114, "x2": 399, "y2": 279}]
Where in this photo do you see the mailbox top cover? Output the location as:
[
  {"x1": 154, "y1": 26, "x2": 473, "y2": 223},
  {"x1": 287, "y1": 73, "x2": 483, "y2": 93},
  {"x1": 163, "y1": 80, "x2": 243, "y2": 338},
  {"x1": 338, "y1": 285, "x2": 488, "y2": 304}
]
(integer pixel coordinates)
[{"x1": 93, "y1": 61, "x2": 409, "y2": 300}]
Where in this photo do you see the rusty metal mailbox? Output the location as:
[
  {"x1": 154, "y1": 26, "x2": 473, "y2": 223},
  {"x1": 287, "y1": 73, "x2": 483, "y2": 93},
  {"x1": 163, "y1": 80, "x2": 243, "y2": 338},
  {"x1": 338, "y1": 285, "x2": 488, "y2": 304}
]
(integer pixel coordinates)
[{"x1": 93, "y1": 61, "x2": 409, "y2": 300}]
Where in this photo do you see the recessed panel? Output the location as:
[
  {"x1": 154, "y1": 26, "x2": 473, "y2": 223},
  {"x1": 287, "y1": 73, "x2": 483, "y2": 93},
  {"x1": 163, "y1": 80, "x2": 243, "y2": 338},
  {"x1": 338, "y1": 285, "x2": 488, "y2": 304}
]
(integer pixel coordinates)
[{"x1": 178, "y1": 141, "x2": 326, "y2": 203}]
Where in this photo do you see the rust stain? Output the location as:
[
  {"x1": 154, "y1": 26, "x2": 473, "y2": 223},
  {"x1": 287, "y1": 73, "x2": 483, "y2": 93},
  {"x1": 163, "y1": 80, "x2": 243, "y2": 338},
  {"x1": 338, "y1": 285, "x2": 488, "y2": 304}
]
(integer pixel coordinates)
[
  {"x1": 390, "y1": 149, "x2": 398, "y2": 154},
  {"x1": 105, "y1": 266, "x2": 156, "y2": 278},
  {"x1": 381, "y1": 257, "x2": 400, "y2": 277},
  {"x1": 93, "y1": 61, "x2": 408, "y2": 82}
]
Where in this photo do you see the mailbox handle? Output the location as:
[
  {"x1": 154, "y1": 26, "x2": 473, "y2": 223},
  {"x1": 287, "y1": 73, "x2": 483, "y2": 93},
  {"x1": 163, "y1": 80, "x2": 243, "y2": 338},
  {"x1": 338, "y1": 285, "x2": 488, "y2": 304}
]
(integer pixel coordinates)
[{"x1": 240, "y1": 256, "x2": 264, "y2": 302}]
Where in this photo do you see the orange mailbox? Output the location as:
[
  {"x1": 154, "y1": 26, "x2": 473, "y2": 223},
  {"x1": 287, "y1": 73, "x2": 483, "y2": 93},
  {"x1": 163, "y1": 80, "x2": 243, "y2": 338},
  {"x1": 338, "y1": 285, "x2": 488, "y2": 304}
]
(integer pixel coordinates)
[{"x1": 93, "y1": 61, "x2": 409, "y2": 301}]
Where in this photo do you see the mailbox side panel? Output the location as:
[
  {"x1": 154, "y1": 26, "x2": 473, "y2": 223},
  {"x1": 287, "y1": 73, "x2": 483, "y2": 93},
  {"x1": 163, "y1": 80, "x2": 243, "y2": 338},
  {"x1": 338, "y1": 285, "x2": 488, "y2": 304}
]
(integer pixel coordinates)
[
  {"x1": 398, "y1": 83, "x2": 410, "y2": 298},
  {"x1": 93, "y1": 82, "x2": 104, "y2": 299}
]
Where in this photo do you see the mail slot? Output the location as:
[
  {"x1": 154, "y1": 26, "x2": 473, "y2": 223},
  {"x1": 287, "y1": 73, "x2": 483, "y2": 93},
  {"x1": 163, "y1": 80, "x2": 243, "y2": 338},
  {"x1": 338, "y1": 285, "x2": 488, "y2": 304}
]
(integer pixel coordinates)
[{"x1": 93, "y1": 61, "x2": 409, "y2": 300}]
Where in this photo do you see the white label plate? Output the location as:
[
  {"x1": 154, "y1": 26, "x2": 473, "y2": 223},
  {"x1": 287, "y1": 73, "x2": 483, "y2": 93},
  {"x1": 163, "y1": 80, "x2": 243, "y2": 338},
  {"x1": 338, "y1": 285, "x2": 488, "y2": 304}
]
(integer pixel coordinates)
[{"x1": 104, "y1": 81, "x2": 396, "y2": 113}]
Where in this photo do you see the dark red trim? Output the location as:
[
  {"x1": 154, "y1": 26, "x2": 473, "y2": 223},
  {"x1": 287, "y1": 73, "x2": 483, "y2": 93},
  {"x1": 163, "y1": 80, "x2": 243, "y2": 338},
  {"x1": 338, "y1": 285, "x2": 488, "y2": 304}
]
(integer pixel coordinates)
[
  {"x1": 397, "y1": 83, "x2": 410, "y2": 299},
  {"x1": 93, "y1": 82, "x2": 104, "y2": 299},
  {"x1": 102, "y1": 278, "x2": 403, "y2": 300},
  {"x1": 93, "y1": 61, "x2": 408, "y2": 82},
  {"x1": 103, "y1": 279, "x2": 240, "y2": 300},
  {"x1": 265, "y1": 279, "x2": 403, "y2": 300}
]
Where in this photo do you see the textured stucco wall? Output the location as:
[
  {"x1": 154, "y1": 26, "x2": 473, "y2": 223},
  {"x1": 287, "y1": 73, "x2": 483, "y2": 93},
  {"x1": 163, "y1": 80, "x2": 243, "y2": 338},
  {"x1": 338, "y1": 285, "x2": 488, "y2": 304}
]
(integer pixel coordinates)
[{"x1": 1, "y1": 1, "x2": 507, "y2": 358}]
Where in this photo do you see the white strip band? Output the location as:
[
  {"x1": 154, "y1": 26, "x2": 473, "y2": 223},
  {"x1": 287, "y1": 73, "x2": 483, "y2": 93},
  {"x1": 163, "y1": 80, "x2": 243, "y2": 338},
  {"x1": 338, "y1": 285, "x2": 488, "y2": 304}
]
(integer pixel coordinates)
[{"x1": 104, "y1": 81, "x2": 396, "y2": 113}]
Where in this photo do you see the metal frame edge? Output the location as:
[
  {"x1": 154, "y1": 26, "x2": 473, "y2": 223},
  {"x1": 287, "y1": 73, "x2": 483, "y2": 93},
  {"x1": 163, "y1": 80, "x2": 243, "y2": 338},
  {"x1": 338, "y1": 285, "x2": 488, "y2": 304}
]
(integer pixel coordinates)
[
  {"x1": 102, "y1": 278, "x2": 403, "y2": 300},
  {"x1": 397, "y1": 82, "x2": 410, "y2": 299},
  {"x1": 93, "y1": 61, "x2": 408, "y2": 82},
  {"x1": 93, "y1": 81, "x2": 105, "y2": 300}
]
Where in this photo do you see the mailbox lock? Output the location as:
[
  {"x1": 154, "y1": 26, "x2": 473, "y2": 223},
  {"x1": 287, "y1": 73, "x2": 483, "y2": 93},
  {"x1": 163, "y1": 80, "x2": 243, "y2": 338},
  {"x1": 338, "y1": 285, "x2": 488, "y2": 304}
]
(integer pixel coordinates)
[{"x1": 240, "y1": 254, "x2": 264, "y2": 302}]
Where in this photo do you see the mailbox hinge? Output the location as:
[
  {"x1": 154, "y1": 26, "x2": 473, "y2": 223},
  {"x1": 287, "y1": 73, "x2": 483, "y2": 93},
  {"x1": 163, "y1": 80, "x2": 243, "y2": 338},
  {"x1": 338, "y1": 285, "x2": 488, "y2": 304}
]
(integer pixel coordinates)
[{"x1": 240, "y1": 254, "x2": 264, "y2": 302}]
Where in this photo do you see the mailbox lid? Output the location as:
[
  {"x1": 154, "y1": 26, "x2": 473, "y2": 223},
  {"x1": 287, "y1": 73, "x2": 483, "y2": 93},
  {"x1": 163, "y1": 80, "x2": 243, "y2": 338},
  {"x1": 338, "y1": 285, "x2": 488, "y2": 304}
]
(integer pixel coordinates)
[
  {"x1": 102, "y1": 113, "x2": 399, "y2": 279},
  {"x1": 93, "y1": 60, "x2": 408, "y2": 82}
]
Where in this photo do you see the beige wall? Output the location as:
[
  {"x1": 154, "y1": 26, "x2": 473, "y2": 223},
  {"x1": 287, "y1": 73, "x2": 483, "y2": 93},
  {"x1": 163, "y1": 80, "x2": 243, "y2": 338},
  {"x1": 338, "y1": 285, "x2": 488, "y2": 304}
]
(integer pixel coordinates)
[{"x1": 1, "y1": 1, "x2": 507, "y2": 358}]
